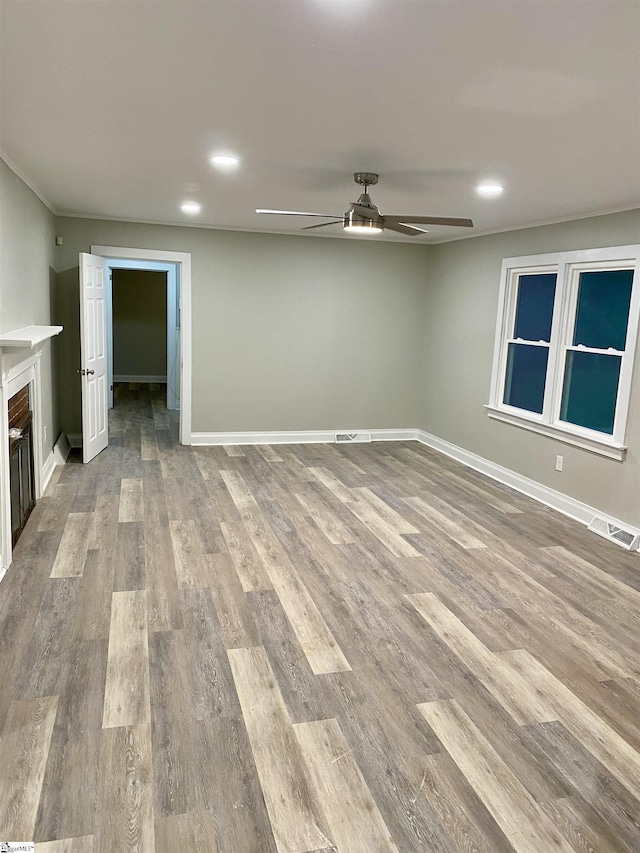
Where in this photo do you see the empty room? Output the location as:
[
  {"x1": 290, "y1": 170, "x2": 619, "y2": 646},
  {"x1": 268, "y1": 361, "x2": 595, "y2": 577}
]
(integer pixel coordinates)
[{"x1": 1, "y1": 1, "x2": 640, "y2": 852}]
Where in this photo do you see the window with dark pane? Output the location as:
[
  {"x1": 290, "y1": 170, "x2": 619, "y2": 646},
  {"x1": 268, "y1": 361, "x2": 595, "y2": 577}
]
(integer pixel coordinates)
[
  {"x1": 492, "y1": 247, "x2": 640, "y2": 450},
  {"x1": 573, "y1": 269, "x2": 634, "y2": 350},
  {"x1": 560, "y1": 351, "x2": 621, "y2": 434},
  {"x1": 513, "y1": 273, "x2": 556, "y2": 342},
  {"x1": 503, "y1": 343, "x2": 548, "y2": 414}
]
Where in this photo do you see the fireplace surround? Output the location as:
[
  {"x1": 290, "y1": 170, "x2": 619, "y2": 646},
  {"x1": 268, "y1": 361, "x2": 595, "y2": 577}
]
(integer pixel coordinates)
[{"x1": 0, "y1": 325, "x2": 62, "y2": 578}]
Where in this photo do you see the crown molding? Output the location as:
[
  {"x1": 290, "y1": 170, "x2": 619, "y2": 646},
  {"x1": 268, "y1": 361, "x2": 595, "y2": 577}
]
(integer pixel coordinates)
[
  {"x1": 3, "y1": 148, "x2": 637, "y2": 245},
  {"x1": 0, "y1": 149, "x2": 57, "y2": 213},
  {"x1": 432, "y1": 204, "x2": 640, "y2": 244}
]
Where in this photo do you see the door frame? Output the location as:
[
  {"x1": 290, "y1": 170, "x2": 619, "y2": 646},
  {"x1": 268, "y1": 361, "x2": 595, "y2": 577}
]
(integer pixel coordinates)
[
  {"x1": 91, "y1": 245, "x2": 192, "y2": 445},
  {"x1": 105, "y1": 259, "x2": 180, "y2": 411}
]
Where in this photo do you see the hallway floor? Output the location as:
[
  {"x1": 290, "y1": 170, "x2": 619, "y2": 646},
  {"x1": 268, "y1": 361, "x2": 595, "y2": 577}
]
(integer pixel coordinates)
[{"x1": 0, "y1": 384, "x2": 639, "y2": 852}]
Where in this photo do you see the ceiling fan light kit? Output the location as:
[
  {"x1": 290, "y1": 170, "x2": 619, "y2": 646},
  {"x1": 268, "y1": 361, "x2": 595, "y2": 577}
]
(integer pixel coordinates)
[
  {"x1": 256, "y1": 172, "x2": 473, "y2": 237},
  {"x1": 343, "y1": 213, "x2": 383, "y2": 234}
]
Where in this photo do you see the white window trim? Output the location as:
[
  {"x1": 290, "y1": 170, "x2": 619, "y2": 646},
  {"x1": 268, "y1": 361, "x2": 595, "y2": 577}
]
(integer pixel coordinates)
[{"x1": 488, "y1": 244, "x2": 640, "y2": 461}]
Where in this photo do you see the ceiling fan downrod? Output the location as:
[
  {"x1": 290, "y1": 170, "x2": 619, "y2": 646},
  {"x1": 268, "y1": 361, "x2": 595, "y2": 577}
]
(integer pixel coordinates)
[{"x1": 353, "y1": 172, "x2": 379, "y2": 208}]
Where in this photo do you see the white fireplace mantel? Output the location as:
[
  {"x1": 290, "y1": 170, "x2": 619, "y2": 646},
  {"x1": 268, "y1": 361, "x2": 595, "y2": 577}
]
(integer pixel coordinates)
[
  {"x1": 0, "y1": 324, "x2": 63, "y2": 579},
  {"x1": 0, "y1": 324, "x2": 63, "y2": 349}
]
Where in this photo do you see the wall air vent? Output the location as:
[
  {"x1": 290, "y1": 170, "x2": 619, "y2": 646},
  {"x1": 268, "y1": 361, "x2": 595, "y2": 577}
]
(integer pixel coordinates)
[
  {"x1": 335, "y1": 432, "x2": 372, "y2": 444},
  {"x1": 587, "y1": 516, "x2": 640, "y2": 551}
]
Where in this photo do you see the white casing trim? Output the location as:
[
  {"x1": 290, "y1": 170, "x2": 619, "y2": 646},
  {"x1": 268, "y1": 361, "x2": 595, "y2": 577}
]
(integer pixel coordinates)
[
  {"x1": 92, "y1": 245, "x2": 192, "y2": 445},
  {"x1": 488, "y1": 246, "x2": 640, "y2": 459},
  {"x1": 190, "y1": 428, "x2": 418, "y2": 446},
  {"x1": 113, "y1": 374, "x2": 167, "y2": 383},
  {"x1": 415, "y1": 428, "x2": 640, "y2": 540},
  {"x1": 42, "y1": 451, "x2": 56, "y2": 493}
]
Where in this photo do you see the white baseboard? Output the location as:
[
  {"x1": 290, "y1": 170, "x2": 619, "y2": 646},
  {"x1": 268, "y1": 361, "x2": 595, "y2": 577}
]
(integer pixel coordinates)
[
  {"x1": 41, "y1": 450, "x2": 56, "y2": 493},
  {"x1": 114, "y1": 375, "x2": 167, "y2": 383},
  {"x1": 190, "y1": 428, "x2": 418, "y2": 446},
  {"x1": 58, "y1": 416, "x2": 637, "y2": 546},
  {"x1": 416, "y1": 428, "x2": 640, "y2": 539},
  {"x1": 67, "y1": 433, "x2": 83, "y2": 448},
  {"x1": 53, "y1": 432, "x2": 71, "y2": 465}
]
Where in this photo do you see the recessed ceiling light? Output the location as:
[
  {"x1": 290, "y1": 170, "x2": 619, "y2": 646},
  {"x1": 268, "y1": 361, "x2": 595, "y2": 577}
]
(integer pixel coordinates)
[
  {"x1": 210, "y1": 154, "x2": 240, "y2": 167},
  {"x1": 476, "y1": 182, "x2": 504, "y2": 198},
  {"x1": 180, "y1": 201, "x2": 201, "y2": 215}
]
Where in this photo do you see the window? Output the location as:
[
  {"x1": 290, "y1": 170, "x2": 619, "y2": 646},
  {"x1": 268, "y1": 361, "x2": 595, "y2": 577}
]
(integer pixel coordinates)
[{"x1": 487, "y1": 245, "x2": 640, "y2": 460}]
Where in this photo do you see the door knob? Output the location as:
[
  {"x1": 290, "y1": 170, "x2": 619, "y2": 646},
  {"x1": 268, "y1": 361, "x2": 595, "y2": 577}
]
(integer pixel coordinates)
[{"x1": 77, "y1": 368, "x2": 95, "y2": 376}]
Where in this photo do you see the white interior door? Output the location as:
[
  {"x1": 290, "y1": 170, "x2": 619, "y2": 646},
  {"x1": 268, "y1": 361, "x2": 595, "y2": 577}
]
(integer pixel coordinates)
[{"x1": 80, "y1": 252, "x2": 108, "y2": 462}]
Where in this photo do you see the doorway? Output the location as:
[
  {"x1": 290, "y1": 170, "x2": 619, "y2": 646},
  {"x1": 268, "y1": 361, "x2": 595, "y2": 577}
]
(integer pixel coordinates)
[
  {"x1": 105, "y1": 259, "x2": 180, "y2": 412},
  {"x1": 86, "y1": 245, "x2": 192, "y2": 449}
]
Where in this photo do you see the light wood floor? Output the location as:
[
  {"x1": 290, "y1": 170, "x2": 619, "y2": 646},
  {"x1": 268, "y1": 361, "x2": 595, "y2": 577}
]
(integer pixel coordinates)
[{"x1": 0, "y1": 383, "x2": 639, "y2": 852}]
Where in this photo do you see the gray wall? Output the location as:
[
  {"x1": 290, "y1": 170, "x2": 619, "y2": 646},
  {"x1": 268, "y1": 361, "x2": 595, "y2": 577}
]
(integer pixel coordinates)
[
  {"x1": 420, "y1": 209, "x2": 640, "y2": 527},
  {"x1": 49, "y1": 197, "x2": 640, "y2": 527},
  {"x1": 0, "y1": 158, "x2": 58, "y2": 452},
  {"x1": 112, "y1": 269, "x2": 167, "y2": 379},
  {"x1": 54, "y1": 218, "x2": 430, "y2": 434}
]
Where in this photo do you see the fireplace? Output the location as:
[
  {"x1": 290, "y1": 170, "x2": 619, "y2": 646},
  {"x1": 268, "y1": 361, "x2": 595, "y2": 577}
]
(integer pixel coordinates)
[
  {"x1": 0, "y1": 324, "x2": 63, "y2": 576},
  {"x1": 8, "y1": 386, "x2": 36, "y2": 546}
]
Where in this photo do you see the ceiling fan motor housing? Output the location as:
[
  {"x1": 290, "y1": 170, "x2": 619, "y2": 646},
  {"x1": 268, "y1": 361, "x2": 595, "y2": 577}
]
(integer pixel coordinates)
[{"x1": 347, "y1": 174, "x2": 383, "y2": 228}]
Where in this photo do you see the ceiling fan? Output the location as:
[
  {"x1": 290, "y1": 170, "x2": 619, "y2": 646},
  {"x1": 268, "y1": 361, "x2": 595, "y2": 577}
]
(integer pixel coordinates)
[{"x1": 256, "y1": 172, "x2": 473, "y2": 236}]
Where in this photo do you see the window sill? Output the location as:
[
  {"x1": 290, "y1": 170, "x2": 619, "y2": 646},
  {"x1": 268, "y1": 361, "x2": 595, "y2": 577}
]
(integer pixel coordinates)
[{"x1": 484, "y1": 405, "x2": 627, "y2": 461}]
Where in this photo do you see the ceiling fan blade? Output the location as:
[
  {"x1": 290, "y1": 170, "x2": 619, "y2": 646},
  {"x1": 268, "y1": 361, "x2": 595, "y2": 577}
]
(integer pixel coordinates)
[
  {"x1": 255, "y1": 208, "x2": 343, "y2": 218},
  {"x1": 301, "y1": 220, "x2": 343, "y2": 231},
  {"x1": 383, "y1": 222, "x2": 428, "y2": 236},
  {"x1": 385, "y1": 215, "x2": 474, "y2": 227}
]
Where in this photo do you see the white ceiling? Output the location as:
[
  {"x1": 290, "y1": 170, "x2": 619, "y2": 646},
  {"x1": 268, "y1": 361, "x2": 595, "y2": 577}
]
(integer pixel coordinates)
[{"x1": 1, "y1": 0, "x2": 639, "y2": 243}]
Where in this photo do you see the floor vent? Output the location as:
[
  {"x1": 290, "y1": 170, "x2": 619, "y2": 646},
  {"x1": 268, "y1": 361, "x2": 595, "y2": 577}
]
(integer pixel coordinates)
[
  {"x1": 587, "y1": 516, "x2": 640, "y2": 551},
  {"x1": 335, "y1": 432, "x2": 372, "y2": 444}
]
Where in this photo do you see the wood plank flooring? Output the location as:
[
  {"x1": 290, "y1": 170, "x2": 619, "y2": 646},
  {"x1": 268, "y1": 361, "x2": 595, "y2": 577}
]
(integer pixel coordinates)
[{"x1": 0, "y1": 382, "x2": 639, "y2": 851}]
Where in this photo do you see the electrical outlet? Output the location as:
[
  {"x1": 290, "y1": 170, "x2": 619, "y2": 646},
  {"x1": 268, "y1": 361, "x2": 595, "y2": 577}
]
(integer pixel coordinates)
[
  {"x1": 555, "y1": 455, "x2": 563, "y2": 472},
  {"x1": 43, "y1": 424, "x2": 47, "y2": 443}
]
